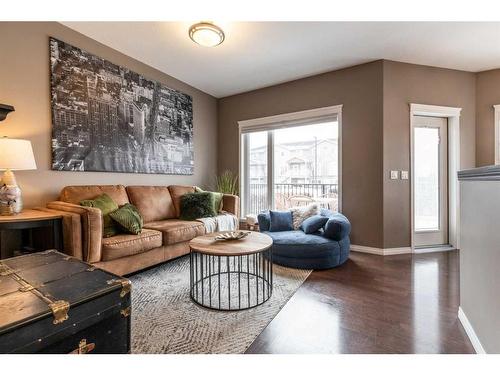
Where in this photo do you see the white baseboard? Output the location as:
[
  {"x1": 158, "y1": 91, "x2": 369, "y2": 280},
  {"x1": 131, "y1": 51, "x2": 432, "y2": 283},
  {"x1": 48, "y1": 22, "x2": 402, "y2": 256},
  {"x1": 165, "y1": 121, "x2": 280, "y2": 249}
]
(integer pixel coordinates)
[
  {"x1": 350, "y1": 244, "x2": 412, "y2": 256},
  {"x1": 458, "y1": 306, "x2": 486, "y2": 354}
]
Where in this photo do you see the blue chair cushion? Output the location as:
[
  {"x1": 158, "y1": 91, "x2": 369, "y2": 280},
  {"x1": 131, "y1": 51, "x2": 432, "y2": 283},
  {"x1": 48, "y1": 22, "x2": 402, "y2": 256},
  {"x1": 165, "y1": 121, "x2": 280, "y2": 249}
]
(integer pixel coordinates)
[
  {"x1": 323, "y1": 213, "x2": 351, "y2": 241},
  {"x1": 269, "y1": 210, "x2": 294, "y2": 232},
  {"x1": 300, "y1": 215, "x2": 329, "y2": 234}
]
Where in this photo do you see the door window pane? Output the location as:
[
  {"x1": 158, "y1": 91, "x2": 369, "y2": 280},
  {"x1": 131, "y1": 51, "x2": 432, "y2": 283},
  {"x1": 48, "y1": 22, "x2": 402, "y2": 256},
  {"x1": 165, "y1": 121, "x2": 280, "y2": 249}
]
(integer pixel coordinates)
[{"x1": 415, "y1": 127, "x2": 440, "y2": 231}]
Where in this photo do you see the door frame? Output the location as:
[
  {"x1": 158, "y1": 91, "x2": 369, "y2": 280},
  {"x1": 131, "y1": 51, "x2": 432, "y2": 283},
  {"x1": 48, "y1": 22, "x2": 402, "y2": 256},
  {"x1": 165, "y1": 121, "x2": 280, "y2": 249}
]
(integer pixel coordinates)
[{"x1": 409, "y1": 103, "x2": 462, "y2": 252}]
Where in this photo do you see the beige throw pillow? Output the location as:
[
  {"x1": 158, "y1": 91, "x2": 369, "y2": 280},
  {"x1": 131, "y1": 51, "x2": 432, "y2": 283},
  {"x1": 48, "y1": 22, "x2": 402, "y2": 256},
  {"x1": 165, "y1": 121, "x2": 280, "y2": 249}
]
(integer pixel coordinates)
[{"x1": 290, "y1": 203, "x2": 320, "y2": 230}]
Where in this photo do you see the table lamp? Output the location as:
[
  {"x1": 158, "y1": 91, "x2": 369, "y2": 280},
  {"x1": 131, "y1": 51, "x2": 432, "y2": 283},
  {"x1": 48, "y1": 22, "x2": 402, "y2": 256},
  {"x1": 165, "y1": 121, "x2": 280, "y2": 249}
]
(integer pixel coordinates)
[{"x1": 0, "y1": 137, "x2": 37, "y2": 215}]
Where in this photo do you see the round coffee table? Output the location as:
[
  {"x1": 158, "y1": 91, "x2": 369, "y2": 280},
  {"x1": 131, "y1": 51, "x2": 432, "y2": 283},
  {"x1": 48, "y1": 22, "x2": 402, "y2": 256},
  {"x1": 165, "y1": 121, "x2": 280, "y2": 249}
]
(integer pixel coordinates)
[{"x1": 189, "y1": 231, "x2": 273, "y2": 311}]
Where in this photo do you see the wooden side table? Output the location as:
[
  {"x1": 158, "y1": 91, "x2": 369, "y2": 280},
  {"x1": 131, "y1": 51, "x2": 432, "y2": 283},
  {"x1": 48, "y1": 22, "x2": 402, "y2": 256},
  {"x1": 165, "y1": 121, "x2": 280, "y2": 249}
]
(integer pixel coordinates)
[{"x1": 0, "y1": 210, "x2": 63, "y2": 259}]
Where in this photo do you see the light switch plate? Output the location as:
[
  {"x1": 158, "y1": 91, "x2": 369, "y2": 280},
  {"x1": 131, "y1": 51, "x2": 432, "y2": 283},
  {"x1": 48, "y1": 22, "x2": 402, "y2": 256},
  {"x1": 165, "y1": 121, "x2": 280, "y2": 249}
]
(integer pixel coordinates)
[
  {"x1": 401, "y1": 170, "x2": 409, "y2": 180},
  {"x1": 390, "y1": 170, "x2": 399, "y2": 180}
]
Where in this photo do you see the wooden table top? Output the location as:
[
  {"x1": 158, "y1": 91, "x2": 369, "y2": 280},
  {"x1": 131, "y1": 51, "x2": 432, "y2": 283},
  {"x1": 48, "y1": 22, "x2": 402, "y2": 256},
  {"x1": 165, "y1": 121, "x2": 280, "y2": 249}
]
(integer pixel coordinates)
[
  {"x1": 189, "y1": 231, "x2": 273, "y2": 256},
  {"x1": 0, "y1": 209, "x2": 62, "y2": 223}
]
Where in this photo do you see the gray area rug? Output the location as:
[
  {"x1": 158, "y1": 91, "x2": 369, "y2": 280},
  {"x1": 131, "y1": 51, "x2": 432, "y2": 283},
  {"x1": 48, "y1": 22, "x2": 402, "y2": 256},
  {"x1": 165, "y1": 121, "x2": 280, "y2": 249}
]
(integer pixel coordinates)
[{"x1": 129, "y1": 255, "x2": 311, "y2": 354}]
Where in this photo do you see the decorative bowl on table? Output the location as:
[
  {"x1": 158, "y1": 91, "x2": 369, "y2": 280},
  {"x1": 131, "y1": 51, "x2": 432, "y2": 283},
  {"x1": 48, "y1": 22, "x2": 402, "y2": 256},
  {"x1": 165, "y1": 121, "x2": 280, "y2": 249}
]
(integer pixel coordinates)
[{"x1": 215, "y1": 231, "x2": 250, "y2": 241}]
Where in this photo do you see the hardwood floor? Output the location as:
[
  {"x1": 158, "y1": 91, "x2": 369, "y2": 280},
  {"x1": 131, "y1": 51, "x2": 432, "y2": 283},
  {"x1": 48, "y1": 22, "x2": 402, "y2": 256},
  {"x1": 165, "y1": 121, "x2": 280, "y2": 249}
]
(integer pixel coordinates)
[{"x1": 246, "y1": 250, "x2": 474, "y2": 354}]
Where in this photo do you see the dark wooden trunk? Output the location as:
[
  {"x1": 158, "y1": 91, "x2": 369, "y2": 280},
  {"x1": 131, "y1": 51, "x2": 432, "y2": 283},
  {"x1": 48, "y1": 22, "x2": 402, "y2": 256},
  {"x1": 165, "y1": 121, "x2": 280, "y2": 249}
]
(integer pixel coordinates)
[{"x1": 0, "y1": 250, "x2": 131, "y2": 354}]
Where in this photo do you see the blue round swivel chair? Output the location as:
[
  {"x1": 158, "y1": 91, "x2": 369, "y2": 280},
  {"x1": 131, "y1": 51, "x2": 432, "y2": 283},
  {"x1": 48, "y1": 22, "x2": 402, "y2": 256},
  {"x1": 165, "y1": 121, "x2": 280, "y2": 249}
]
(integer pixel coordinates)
[{"x1": 257, "y1": 209, "x2": 351, "y2": 270}]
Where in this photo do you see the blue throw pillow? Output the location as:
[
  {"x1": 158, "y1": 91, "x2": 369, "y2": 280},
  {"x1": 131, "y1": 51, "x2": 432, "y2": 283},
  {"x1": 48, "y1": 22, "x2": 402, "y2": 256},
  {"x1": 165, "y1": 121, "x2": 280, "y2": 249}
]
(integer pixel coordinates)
[
  {"x1": 300, "y1": 215, "x2": 329, "y2": 234},
  {"x1": 257, "y1": 211, "x2": 271, "y2": 231},
  {"x1": 269, "y1": 210, "x2": 293, "y2": 232},
  {"x1": 323, "y1": 214, "x2": 351, "y2": 241}
]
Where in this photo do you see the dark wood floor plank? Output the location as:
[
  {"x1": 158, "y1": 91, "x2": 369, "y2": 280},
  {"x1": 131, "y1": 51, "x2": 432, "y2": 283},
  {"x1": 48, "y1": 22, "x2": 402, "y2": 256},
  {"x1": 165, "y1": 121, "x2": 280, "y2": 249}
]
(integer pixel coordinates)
[{"x1": 246, "y1": 250, "x2": 474, "y2": 354}]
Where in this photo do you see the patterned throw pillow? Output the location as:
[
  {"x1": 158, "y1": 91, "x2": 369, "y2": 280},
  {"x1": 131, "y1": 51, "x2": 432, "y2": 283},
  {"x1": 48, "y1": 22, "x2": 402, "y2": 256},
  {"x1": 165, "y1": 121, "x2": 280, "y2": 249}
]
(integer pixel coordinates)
[
  {"x1": 80, "y1": 193, "x2": 120, "y2": 238},
  {"x1": 110, "y1": 203, "x2": 144, "y2": 235},
  {"x1": 180, "y1": 192, "x2": 217, "y2": 221},
  {"x1": 290, "y1": 203, "x2": 320, "y2": 230}
]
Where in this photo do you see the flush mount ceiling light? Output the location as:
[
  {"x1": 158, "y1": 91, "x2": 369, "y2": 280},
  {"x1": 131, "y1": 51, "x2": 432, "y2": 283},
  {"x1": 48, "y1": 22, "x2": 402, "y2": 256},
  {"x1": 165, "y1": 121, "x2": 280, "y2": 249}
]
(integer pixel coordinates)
[{"x1": 189, "y1": 22, "x2": 225, "y2": 47}]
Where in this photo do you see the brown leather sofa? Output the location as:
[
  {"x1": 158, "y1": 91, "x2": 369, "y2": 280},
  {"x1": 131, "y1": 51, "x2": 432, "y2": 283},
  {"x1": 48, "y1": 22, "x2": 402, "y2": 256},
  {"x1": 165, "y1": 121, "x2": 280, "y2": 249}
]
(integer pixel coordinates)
[{"x1": 46, "y1": 185, "x2": 239, "y2": 276}]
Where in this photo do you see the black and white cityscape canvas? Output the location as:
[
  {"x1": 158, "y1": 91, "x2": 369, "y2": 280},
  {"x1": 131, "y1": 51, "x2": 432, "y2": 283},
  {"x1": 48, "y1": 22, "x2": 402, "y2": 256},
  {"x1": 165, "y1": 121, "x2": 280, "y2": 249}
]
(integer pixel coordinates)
[{"x1": 49, "y1": 37, "x2": 194, "y2": 174}]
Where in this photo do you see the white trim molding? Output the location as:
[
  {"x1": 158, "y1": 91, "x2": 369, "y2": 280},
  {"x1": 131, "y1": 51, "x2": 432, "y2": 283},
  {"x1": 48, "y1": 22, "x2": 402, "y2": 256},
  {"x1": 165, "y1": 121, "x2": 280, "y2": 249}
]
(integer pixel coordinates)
[
  {"x1": 409, "y1": 103, "x2": 462, "y2": 252},
  {"x1": 238, "y1": 104, "x2": 343, "y2": 133},
  {"x1": 350, "y1": 244, "x2": 412, "y2": 256},
  {"x1": 493, "y1": 104, "x2": 500, "y2": 165},
  {"x1": 458, "y1": 306, "x2": 486, "y2": 354},
  {"x1": 410, "y1": 103, "x2": 462, "y2": 117}
]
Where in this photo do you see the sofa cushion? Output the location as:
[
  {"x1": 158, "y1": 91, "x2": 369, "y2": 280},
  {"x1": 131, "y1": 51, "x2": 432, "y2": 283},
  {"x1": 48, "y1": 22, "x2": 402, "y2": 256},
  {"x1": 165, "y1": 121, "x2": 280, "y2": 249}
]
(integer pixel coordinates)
[
  {"x1": 300, "y1": 215, "x2": 329, "y2": 234},
  {"x1": 101, "y1": 228, "x2": 162, "y2": 261},
  {"x1": 168, "y1": 185, "x2": 195, "y2": 217},
  {"x1": 144, "y1": 219, "x2": 205, "y2": 245},
  {"x1": 60, "y1": 185, "x2": 129, "y2": 206},
  {"x1": 80, "y1": 193, "x2": 120, "y2": 238},
  {"x1": 126, "y1": 186, "x2": 176, "y2": 222},
  {"x1": 180, "y1": 192, "x2": 217, "y2": 220},
  {"x1": 195, "y1": 186, "x2": 224, "y2": 213},
  {"x1": 269, "y1": 210, "x2": 294, "y2": 232},
  {"x1": 323, "y1": 213, "x2": 351, "y2": 241},
  {"x1": 109, "y1": 203, "x2": 144, "y2": 235},
  {"x1": 257, "y1": 212, "x2": 271, "y2": 231},
  {"x1": 290, "y1": 203, "x2": 320, "y2": 230}
]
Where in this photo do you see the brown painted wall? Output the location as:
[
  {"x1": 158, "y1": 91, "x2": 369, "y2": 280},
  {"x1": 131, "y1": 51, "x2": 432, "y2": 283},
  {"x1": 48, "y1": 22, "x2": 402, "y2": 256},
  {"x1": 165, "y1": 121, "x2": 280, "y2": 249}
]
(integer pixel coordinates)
[
  {"x1": 0, "y1": 22, "x2": 218, "y2": 207},
  {"x1": 382, "y1": 60, "x2": 476, "y2": 248},
  {"x1": 475, "y1": 69, "x2": 500, "y2": 167},
  {"x1": 218, "y1": 61, "x2": 384, "y2": 248}
]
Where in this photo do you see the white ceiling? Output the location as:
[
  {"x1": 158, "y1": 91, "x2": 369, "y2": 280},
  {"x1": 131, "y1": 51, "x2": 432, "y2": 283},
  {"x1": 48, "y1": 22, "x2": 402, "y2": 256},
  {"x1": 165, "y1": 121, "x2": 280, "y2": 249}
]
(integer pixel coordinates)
[{"x1": 63, "y1": 22, "x2": 500, "y2": 98}]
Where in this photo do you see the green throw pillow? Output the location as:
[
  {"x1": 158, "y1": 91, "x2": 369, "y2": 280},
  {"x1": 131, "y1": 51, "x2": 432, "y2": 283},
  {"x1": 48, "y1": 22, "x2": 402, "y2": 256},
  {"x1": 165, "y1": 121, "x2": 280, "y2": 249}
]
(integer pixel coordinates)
[
  {"x1": 110, "y1": 203, "x2": 143, "y2": 235},
  {"x1": 180, "y1": 192, "x2": 217, "y2": 221},
  {"x1": 80, "y1": 193, "x2": 120, "y2": 238},
  {"x1": 194, "y1": 186, "x2": 223, "y2": 213}
]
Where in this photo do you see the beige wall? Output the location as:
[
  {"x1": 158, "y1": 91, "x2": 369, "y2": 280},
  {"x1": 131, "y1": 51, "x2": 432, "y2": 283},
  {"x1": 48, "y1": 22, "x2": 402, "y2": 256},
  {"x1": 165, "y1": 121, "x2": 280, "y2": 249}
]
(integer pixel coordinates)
[
  {"x1": 382, "y1": 61, "x2": 476, "y2": 248},
  {"x1": 475, "y1": 69, "x2": 500, "y2": 167},
  {"x1": 218, "y1": 61, "x2": 384, "y2": 248},
  {"x1": 0, "y1": 22, "x2": 218, "y2": 208}
]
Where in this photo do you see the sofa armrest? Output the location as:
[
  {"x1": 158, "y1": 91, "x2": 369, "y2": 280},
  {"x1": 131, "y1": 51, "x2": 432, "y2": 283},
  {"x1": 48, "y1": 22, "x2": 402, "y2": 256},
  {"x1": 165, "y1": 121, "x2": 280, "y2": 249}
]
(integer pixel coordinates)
[
  {"x1": 323, "y1": 213, "x2": 351, "y2": 241},
  {"x1": 222, "y1": 194, "x2": 240, "y2": 218},
  {"x1": 46, "y1": 201, "x2": 103, "y2": 263},
  {"x1": 35, "y1": 207, "x2": 83, "y2": 260}
]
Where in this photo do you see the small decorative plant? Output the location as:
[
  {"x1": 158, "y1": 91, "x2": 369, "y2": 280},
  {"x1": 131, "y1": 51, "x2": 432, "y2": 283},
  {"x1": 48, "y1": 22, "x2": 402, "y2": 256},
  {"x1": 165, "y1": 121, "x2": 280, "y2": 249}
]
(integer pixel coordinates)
[{"x1": 215, "y1": 170, "x2": 239, "y2": 195}]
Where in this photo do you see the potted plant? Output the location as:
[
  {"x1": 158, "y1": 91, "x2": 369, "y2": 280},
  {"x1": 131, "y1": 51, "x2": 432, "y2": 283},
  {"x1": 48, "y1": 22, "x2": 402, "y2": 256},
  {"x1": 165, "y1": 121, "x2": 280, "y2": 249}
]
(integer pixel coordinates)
[{"x1": 215, "y1": 170, "x2": 239, "y2": 195}]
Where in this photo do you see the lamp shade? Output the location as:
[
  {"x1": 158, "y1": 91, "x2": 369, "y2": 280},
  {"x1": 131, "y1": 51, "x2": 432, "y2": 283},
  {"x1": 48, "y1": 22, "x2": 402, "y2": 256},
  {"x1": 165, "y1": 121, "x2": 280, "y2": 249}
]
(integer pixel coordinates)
[{"x1": 0, "y1": 138, "x2": 37, "y2": 171}]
